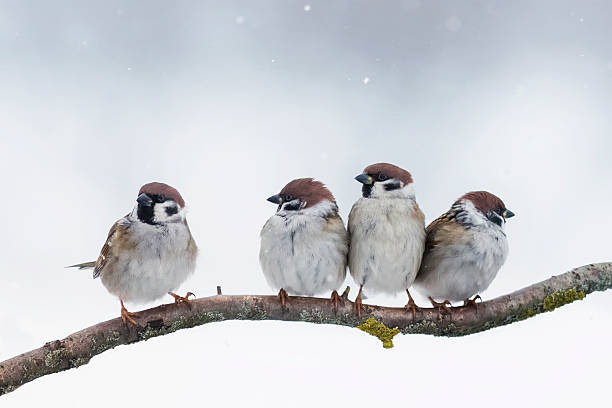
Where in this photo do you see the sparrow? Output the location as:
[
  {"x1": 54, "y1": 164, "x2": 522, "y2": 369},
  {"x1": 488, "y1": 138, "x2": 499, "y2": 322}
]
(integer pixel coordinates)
[
  {"x1": 259, "y1": 178, "x2": 349, "y2": 309},
  {"x1": 412, "y1": 191, "x2": 514, "y2": 315},
  {"x1": 348, "y1": 163, "x2": 426, "y2": 318},
  {"x1": 69, "y1": 182, "x2": 198, "y2": 325}
]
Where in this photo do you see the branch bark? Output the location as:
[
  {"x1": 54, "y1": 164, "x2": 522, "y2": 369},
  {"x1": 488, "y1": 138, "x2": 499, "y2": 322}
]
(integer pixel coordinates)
[{"x1": 1, "y1": 262, "x2": 611, "y2": 396}]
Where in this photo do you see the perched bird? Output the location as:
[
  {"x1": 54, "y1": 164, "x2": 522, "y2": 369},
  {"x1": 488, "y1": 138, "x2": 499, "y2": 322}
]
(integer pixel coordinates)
[
  {"x1": 69, "y1": 182, "x2": 198, "y2": 325},
  {"x1": 259, "y1": 178, "x2": 349, "y2": 308},
  {"x1": 348, "y1": 163, "x2": 426, "y2": 317},
  {"x1": 412, "y1": 191, "x2": 514, "y2": 314}
]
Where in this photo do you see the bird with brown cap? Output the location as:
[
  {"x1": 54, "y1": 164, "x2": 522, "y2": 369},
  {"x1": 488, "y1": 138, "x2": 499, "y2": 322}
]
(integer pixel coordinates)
[{"x1": 68, "y1": 182, "x2": 198, "y2": 325}]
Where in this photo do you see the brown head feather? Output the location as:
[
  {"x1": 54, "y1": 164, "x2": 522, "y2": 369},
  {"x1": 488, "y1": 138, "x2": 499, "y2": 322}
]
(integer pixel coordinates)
[
  {"x1": 363, "y1": 163, "x2": 413, "y2": 185},
  {"x1": 279, "y1": 178, "x2": 335, "y2": 208},
  {"x1": 138, "y1": 182, "x2": 185, "y2": 208},
  {"x1": 456, "y1": 191, "x2": 506, "y2": 214}
]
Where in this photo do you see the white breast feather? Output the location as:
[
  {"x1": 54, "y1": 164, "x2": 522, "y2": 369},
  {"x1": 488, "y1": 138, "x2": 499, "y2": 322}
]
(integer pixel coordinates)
[
  {"x1": 348, "y1": 196, "x2": 426, "y2": 295},
  {"x1": 413, "y1": 201, "x2": 509, "y2": 302},
  {"x1": 259, "y1": 200, "x2": 348, "y2": 296},
  {"x1": 100, "y1": 216, "x2": 197, "y2": 303}
]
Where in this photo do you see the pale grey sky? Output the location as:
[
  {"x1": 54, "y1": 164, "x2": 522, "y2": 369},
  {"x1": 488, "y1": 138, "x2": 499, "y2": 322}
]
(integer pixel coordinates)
[{"x1": 1, "y1": 1, "x2": 611, "y2": 406}]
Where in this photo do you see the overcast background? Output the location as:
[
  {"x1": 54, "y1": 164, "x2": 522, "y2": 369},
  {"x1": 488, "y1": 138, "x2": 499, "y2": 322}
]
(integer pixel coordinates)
[{"x1": 1, "y1": 0, "x2": 611, "y2": 406}]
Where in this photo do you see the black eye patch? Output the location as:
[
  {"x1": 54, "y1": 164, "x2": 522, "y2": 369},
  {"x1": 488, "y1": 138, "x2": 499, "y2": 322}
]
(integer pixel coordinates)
[
  {"x1": 283, "y1": 201, "x2": 302, "y2": 211},
  {"x1": 149, "y1": 194, "x2": 167, "y2": 203},
  {"x1": 165, "y1": 206, "x2": 178, "y2": 216},
  {"x1": 487, "y1": 211, "x2": 503, "y2": 227},
  {"x1": 373, "y1": 173, "x2": 389, "y2": 182},
  {"x1": 383, "y1": 181, "x2": 401, "y2": 191}
]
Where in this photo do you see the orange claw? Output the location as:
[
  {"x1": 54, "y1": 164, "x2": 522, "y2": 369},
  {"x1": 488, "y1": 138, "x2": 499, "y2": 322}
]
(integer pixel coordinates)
[
  {"x1": 330, "y1": 290, "x2": 342, "y2": 312},
  {"x1": 460, "y1": 294, "x2": 482, "y2": 313},
  {"x1": 405, "y1": 290, "x2": 421, "y2": 320},
  {"x1": 120, "y1": 299, "x2": 138, "y2": 326},
  {"x1": 354, "y1": 285, "x2": 364, "y2": 318},
  {"x1": 428, "y1": 296, "x2": 452, "y2": 320},
  {"x1": 278, "y1": 288, "x2": 289, "y2": 307},
  {"x1": 168, "y1": 291, "x2": 196, "y2": 304}
]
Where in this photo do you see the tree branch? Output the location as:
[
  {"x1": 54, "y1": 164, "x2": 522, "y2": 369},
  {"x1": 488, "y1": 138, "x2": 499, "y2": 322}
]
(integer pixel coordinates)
[{"x1": 1, "y1": 262, "x2": 611, "y2": 396}]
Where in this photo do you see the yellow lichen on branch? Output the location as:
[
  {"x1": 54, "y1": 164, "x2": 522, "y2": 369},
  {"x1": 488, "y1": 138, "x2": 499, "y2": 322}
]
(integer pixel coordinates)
[
  {"x1": 542, "y1": 288, "x2": 586, "y2": 312},
  {"x1": 1, "y1": 263, "x2": 611, "y2": 396},
  {"x1": 357, "y1": 318, "x2": 400, "y2": 348}
]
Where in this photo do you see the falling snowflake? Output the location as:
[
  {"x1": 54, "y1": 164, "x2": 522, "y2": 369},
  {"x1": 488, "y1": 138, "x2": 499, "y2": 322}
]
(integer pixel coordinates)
[
  {"x1": 363, "y1": 77, "x2": 370, "y2": 85},
  {"x1": 235, "y1": 16, "x2": 245, "y2": 24},
  {"x1": 304, "y1": 4, "x2": 311, "y2": 11}
]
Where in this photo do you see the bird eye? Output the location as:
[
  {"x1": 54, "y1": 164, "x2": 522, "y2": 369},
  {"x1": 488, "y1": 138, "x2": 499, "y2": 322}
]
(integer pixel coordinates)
[
  {"x1": 377, "y1": 174, "x2": 388, "y2": 181},
  {"x1": 285, "y1": 195, "x2": 293, "y2": 201}
]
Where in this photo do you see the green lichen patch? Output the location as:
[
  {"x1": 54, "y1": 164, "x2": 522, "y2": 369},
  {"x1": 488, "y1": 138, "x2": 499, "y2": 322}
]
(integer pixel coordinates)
[
  {"x1": 236, "y1": 302, "x2": 267, "y2": 320},
  {"x1": 357, "y1": 318, "x2": 400, "y2": 349},
  {"x1": 138, "y1": 311, "x2": 226, "y2": 341},
  {"x1": 520, "y1": 308, "x2": 537, "y2": 320},
  {"x1": 543, "y1": 288, "x2": 586, "y2": 312},
  {"x1": 44, "y1": 349, "x2": 67, "y2": 369}
]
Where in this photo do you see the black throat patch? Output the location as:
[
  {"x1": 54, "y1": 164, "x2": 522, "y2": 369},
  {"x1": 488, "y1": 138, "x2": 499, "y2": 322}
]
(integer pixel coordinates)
[
  {"x1": 362, "y1": 184, "x2": 373, "y2": 198},
  {"x1": 137, "y1": 204, "x2": 156, "y2": 225}
]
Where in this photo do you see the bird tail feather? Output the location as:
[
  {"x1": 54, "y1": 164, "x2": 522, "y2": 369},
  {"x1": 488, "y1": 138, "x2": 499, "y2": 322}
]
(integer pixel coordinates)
[{"x1": 66, "y1": 261, "x2": 96, "y2": 269}]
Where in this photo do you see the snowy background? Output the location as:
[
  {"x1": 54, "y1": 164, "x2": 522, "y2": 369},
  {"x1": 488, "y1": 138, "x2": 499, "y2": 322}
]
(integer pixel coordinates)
[{"x1": 1, "y1": 0, "x2": 611, "y2": 406}]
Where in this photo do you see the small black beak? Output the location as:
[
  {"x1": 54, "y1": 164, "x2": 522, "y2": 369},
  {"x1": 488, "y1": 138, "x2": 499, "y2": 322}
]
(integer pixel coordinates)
[
  {"x1": 137, "y1": 193, "x2": 153, "y2": 207},
  {"x1": 503, "y1": 209, "x2": 515, "y2": 219},
  {"x1": 267, "y1": 194, "x2": 282, "y2": 205},
  {"x1": 355, "y1": 173, "x2": 374, "y2": 185}
]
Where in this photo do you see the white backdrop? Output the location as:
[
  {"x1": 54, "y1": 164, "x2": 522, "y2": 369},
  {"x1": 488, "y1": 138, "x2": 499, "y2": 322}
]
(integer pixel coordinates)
[{"x1": 1, "y1": 1, "x2": 611, "y2": 406}]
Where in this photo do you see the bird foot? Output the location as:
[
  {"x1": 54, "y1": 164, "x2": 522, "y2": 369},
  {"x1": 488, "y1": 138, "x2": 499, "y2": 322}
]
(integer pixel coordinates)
[
  {"x1": 278, "y1": 288, "x2": 289, "y2": 307},
  {"x1": 354, "y1": 285, "x2": 364, "y2": 318},
  {"x1": 428, "y1": 296, "x2": 452, "y2": 320},
  {"x1": 354, "y1": 296, "x2": 363, "y2": 318},
  {"x1": 168, "y1": 291, "x2": 196, "y2": 304},
  {"x1": 458, "y1": 294, "x2": 482, "y2": 313},
  {"x1": 405, "y1": 290, "x2": 420, "y2": 320},
  {"x1": 120, "y1": 300, "x2": 138, "y2": 326},
  {"x1": 330, "y1": 290, "x2": 342, "y2": 312}
]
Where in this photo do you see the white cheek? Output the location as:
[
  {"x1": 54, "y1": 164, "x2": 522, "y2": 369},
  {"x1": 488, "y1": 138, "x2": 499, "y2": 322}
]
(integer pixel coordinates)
[
  {"x1": 371, "y1": 179, "x2": 415, "y2": 199},
  {"x1": 370, "y1": 182, "x2": 386, "y2": 197},
  {"x1": 280, "y1": 199, "x2": 305, "y2": 211},
  {"x1": 153, "y1": 201, "x2": 184, "y2": 223}
]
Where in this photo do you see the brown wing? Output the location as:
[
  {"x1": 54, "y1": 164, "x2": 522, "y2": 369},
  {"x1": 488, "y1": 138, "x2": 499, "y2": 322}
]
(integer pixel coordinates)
[
  {"x1": 183, "y1": 219, "x2": 198, "y2": 258},
  {"x1": 424, "y1": 212, "x2": 467, "y2": 250},
  {"x1": 93, "y1": 216, "x2": 130, "y2": 279}
]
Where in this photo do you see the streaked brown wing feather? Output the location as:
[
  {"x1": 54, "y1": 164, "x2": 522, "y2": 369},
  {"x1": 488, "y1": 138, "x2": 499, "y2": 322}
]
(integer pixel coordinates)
[
  {"x1": 424, "y1": 211, "x2": 466, "y2": 251},
  {"x1": 418, "y1": 212, "x2": 467, "y2": 276},
  {"x1": 93, "y1": 216, "x2": 130, "y2": 279},
  {"x1": 183, "y1": 219, "x2": 198, "y2": 257}
]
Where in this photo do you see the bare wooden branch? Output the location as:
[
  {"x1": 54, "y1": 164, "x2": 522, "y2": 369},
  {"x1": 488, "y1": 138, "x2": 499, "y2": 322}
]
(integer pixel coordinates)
[{"x1": 1, "y1": 262, "x2": 610, "y2": 396}]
